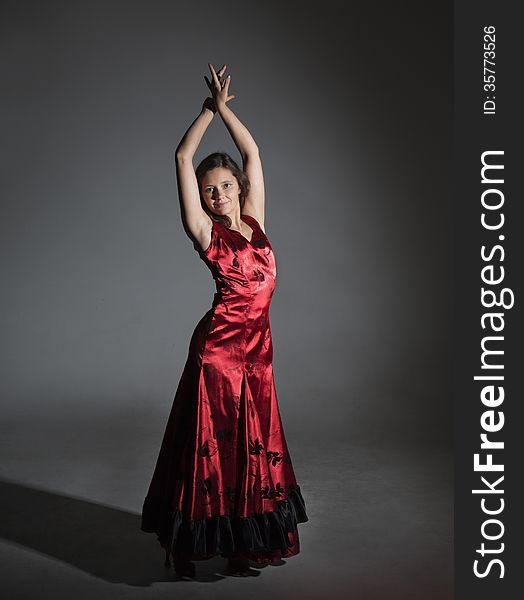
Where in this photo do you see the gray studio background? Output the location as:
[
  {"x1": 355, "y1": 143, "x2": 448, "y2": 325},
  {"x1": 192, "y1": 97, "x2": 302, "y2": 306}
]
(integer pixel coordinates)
[{"x1": 1, "y1": 1, "x2": 453, "y2": 599}]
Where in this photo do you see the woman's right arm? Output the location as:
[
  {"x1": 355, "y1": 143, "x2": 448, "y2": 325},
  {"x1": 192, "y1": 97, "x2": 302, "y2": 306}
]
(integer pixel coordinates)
[{"x1": 174, "y1": 103, "x2": 215, "y2": 247}]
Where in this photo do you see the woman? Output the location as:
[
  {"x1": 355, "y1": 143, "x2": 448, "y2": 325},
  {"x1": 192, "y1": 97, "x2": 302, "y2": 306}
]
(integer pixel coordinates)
[{"x1": 141, "y1": 64, "x2": 308, "y2": 578}]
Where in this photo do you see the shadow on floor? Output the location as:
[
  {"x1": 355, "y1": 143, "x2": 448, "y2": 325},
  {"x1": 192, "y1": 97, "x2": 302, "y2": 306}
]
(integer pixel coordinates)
[{"x1": 0, "y1": 478, "x2": 264, "y2": 585}]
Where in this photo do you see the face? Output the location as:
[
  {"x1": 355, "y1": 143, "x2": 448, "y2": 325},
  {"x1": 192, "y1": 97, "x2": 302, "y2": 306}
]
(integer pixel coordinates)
[{"x1": 201, "y1": 167, "x2": 241, "y2": 215}]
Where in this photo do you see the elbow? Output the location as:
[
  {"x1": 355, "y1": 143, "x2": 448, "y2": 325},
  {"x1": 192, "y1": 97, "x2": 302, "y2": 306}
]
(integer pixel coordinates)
[
  {"x1": 243, "y1": 145, "x2": 260, "y2": 160},
  {"x1": 175, "y1": 149, "x2": 192, "y2": 163}
]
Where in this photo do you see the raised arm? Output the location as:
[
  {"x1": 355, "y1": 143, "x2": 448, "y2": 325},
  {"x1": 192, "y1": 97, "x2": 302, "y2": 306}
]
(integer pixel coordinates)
[
  {"x1": 174, "y1": 100, "x2": 215, "y2": 240},
  {"x1": 206, "y1": 64, "x2": 266, "y2": 225}
]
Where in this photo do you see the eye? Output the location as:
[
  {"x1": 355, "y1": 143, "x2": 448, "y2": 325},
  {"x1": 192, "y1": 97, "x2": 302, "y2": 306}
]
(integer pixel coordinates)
[{"x1": 223, "y1": 182, "x2": 232, "y2": 188}]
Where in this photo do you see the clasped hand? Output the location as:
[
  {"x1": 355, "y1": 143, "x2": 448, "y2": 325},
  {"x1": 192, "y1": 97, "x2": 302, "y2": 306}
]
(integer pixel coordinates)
[{"x1": 203, "y1": 63, "x2": 236, "y2": 113}]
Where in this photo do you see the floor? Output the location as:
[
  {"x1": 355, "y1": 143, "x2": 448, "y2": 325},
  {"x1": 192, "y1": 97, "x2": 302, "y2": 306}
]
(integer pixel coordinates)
[{"x1": 1, "y1": 406, "x2": 453, "y2": 600}]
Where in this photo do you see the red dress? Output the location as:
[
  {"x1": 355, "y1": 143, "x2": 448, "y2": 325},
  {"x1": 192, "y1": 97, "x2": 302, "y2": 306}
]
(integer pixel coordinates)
[{"x1": 141, "y1": 213, "x2": 308, "y2": 563}]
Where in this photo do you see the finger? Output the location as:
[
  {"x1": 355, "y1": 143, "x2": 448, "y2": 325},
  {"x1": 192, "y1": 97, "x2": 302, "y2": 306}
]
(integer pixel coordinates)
[
  {"x1": 208, "y1": 63, "x2": 220, "y2": 86},
  {"x1": 218, "y1": 64, "x2": 227, "y2": 76},
  {"x1": 204, "y1": 76, "x2": 214, "y2": 93}
]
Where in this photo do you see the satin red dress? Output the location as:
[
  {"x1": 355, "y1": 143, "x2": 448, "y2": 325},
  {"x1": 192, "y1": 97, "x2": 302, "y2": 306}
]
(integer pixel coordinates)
[{"x1": 141, "y1": 213, "x2": 308, "y2": 563}]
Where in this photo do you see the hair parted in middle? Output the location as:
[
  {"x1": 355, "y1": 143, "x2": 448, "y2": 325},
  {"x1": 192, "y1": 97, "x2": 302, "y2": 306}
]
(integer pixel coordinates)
[{"x1": 195, "y1": 151, "x2": 251, "y2": 229}]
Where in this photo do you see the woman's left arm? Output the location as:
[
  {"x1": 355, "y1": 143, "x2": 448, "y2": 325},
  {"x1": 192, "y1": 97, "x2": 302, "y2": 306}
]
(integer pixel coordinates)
[
  {"x1": 218, "y1": 102, "x2": 265, "y2": 221},
  {"x1": 206, "y1": 64, "x2": 265, "y2": 221},
  {"x1": 217, "y1": 101, "x2": 259, "y2": 159}
]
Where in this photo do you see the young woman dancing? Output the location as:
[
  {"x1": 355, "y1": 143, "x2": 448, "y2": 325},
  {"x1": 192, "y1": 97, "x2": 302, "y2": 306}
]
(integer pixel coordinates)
[{"x1": 141, "y1": 63, "x2": 308, "y2": 578}]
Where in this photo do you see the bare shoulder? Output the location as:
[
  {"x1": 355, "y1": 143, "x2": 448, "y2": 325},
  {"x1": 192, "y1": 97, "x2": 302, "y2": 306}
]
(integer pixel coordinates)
[
  {"x1": 241, "y1": 204, "x2": 266, "y2": 233},
  {"x1": 243, "y1": 211, "x2": 266, "y2": 234}
]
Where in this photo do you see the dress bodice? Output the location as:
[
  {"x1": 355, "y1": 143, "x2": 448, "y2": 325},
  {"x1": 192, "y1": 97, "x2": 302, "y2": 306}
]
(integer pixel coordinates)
[{"x1": 197, "y1": 213, "x2": 277, "y2": 312}]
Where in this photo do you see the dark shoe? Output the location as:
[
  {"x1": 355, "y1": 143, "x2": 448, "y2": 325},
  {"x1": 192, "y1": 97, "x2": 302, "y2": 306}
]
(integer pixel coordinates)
[
  {"x1": 227, "y1": 555, "x2": 250, "y2": 577},
  {"x1": 172, "y1": 553, "x2": 196, "y2": 579}
]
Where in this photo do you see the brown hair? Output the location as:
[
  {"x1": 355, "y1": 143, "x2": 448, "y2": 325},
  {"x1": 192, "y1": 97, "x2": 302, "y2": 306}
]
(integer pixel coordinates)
[{"x1": 195, "y1": 152, "x2": 251, "y2": 229}]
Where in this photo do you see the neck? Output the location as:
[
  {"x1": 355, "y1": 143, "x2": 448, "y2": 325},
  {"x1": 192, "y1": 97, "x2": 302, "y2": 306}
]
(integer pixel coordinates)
[{"x1": 229, "y1": 213, "x2": 243, "y2": 230}]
